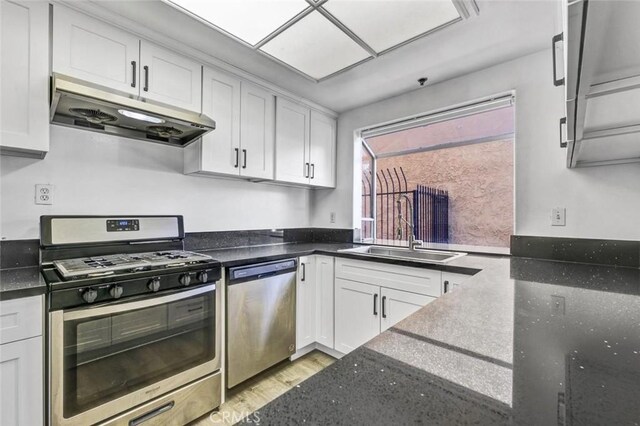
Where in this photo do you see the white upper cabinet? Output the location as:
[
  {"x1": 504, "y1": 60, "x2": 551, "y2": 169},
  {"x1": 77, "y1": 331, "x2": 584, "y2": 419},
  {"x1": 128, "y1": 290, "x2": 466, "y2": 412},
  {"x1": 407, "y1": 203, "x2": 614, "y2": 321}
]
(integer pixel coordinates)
[
  {"x1": 275, "y1": 97, "x2": 311, "y2": 185},
  {"x1": 53, "y1": 5, "x2": 140, "y2": 96},
  {"x1": 187, "y1": 67, "x2": 241, "y2": 176},
  {"x1": 53, "y1": 5, "x2": 202, "y2": 113},
  {"x1": 1, "y1": 0, "x2": 49, "y2": 158},
  {"x1": 309, "y1": 111, "x2": 337, "y2": 188},
  {"x1": 184, "y1": 68, "x2": 275, "y2": 179},
  {"x1": 139, "y1": 41, "x2": 202, "y2": 112},
  {"x1": 275, "y1": 97, "x2": 337, "y2": 188},
  {"x1": 240, "y1": 82, "x2": 275, "y2": 179}
]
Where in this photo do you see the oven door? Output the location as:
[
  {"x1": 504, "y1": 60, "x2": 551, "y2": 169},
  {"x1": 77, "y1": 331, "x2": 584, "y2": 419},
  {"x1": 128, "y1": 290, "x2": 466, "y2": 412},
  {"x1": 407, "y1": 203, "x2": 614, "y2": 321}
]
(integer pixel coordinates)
[{"x1": 50, "y1": 284, "x2": 220, "y2": 426}]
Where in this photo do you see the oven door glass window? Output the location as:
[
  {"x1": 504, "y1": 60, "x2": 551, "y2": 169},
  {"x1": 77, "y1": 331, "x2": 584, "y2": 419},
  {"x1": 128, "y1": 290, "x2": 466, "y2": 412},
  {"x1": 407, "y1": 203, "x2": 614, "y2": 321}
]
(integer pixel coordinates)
[{"x1": 62, "y1": 291, "x2": 215, "y2": 418}]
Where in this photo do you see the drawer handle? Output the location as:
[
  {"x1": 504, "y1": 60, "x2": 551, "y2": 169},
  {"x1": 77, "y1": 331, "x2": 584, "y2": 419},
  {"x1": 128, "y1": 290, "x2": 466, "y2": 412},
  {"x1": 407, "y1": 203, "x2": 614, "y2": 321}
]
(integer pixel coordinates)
[
  {"x1": 373, "y1": 293, "x2": 378, "y2": 316},
  {"x1": 444, "y1": 280, "x2": 450, "y2": 293},
  {"x1": 234, "y1": 148, "x2": 239, "y2": 168},
  {"x1": 559, "y1": 117, "x2": 567, "y2": 148},
  {"x1": 129, "y1": 401, "x2": 174, "y2": 426},
  {"x1": 305, "y1": 162, "x2": 310, "y2": 178},
  {"x1": 381, "y1": 295, "x2": 386, "y2": 318},
  {"x1": 552, "y1": 33, "x2": 565, "y2": 86},
  {"x1": 242, "y1": 149, "x2": 247, "y2": 169},
  {"x1": 131, "y1": 61, "x2": 137, "y2": 88},
  {"x1": 143, "y1": 65, "x2": 149, "y2": 92},
  {"x1": 301, "y1": 263, "x2": 306, "y2": 281}
]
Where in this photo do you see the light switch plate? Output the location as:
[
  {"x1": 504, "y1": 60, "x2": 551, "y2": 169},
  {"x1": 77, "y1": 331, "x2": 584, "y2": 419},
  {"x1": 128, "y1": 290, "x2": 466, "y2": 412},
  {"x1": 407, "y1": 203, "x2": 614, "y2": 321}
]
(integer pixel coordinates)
[
  {"x1": 35, "y1": 184, "x2": 53, "y2": 205},
  {"x1": 551, "y1": 207, "x2": 566, "y2": 226}
]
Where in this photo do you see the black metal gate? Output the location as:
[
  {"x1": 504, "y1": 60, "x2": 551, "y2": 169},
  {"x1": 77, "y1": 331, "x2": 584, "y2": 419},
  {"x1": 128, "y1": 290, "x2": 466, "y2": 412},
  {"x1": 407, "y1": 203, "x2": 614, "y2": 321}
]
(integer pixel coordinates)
[{"x1": 362, "y1": 167, "x2": 449, "y2": 243}]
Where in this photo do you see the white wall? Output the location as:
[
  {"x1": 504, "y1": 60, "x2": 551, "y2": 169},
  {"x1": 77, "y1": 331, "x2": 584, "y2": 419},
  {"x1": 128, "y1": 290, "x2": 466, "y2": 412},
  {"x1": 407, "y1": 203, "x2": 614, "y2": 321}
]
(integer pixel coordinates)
[
  {"x1": 1, "y1": 126, "x2": 311, "y2": 240},
  {"x1": 314, "y1": 49, "x2": 640, "y2": 241}
]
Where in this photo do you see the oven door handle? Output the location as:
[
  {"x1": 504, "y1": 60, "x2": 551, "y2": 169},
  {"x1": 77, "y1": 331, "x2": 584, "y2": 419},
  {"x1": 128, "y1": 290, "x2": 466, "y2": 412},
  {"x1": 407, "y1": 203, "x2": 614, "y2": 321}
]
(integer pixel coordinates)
[{"x1": 63, "y1": 284, "x2": 215, "y2": 321}]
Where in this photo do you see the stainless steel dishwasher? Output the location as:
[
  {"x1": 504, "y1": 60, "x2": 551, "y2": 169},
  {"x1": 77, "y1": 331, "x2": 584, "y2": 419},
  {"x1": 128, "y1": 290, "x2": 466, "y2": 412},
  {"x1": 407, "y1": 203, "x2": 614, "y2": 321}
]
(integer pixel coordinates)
[{"x1": 226, "y1": 259, "x2": 297, "y2": 388}]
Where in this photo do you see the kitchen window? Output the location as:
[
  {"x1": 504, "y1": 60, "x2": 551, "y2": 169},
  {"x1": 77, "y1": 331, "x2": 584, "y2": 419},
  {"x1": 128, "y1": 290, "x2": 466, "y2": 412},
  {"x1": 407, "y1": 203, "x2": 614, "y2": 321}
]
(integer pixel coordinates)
[{"x1": 358, "y1": 96, "x2": 515, "y2": 250}]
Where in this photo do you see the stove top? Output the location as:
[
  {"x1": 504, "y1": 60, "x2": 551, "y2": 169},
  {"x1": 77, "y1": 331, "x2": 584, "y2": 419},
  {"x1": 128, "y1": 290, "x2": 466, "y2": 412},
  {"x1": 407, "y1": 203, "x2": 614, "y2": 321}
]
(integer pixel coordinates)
[{"x1": 53, "y1": 250, "x2": 214, "y2": 279}]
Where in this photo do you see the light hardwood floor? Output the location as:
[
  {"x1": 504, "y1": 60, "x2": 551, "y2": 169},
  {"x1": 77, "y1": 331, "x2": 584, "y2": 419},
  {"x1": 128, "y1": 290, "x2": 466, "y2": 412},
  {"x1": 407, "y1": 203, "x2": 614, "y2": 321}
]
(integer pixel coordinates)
[{"x1": 195, "y1": 351, "x2": 336, "y2": 425}]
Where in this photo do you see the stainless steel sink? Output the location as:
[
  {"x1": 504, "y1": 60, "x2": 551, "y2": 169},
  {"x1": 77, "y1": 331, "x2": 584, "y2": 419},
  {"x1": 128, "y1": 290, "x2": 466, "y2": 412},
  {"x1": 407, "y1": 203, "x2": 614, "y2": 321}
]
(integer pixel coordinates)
[{"x1": 339, "y1": 246, "x2": 466, "y2": 264}]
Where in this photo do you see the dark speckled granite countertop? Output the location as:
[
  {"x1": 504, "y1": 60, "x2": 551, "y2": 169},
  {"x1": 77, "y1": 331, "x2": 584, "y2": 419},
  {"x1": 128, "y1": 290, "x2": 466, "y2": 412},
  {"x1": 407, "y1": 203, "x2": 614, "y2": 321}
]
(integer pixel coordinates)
[
  {"x1": 0, "y1": 242, "x2": 480, "y2": 300},
  {"x1": 240, "y1": 255, "x2": 640, "y2": 425},
  {"x1": 0, "y1": 266, "x2": 47, "y2": 300}
]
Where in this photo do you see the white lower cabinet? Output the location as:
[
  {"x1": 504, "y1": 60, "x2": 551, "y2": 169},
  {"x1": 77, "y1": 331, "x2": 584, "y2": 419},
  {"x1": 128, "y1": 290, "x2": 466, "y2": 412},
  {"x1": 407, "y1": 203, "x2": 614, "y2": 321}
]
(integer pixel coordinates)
[
  {"x1": 380, "y1": 287, "x2": 436, "y2": 332},
  {"x1": 442, "y1": 272, "x2": 472, "y2": 294},
  {"x1": 0, "y1": 337, "x2": 43, "y2": 426},
  {"x1": 0, "y1": 295, "x2": 44, "y2": 426},
  {"x1": 334, "y1": 258, "x2": 443, "y2": 354},
  {"x1": 295, "y1": 255, "x2": 335, "y2": 353},
  {"x1": 296, "y1": 256, "x2": 317, "y2": 350},
  {"x1": 314, "y1": 256, "x2": 334, "y2": 347},
  {"x1": 334, "y1": 279, "x2": 380, "y2": 354}
]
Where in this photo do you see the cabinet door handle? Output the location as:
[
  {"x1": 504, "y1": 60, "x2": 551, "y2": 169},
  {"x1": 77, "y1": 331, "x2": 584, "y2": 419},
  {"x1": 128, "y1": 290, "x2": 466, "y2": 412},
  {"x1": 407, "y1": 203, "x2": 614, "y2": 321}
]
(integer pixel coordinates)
[
  {"x1": 310, "y1": 163, "x2": 315, "y2": 179},
  {"x1": 242, "y1": 149, "x2": 247, "y2": 169},
  {"x1": 373, "y1": 293, "x2": 378, "y2": 316},
  {"x1": 301, "y1": 263, "x2": 306, "y2": 281},
  {"x1": 559, "y1": 117, "x2": 567, "y2": 148},
  {"x1": 131, "y1": 61, "x2": 137, "y2": 88},
  {"x1": 552, "y1": 33, "x2": 565, "y2": 86},
  {"x1": 305, "y1": 162, "x2": 310, "y2": 178},
  {"x1": 381, "y1": 295, "x2": 386, "y2": 318},
  {"x1": 444, "y1": 280, "x2": 450, "y2": 294},
  {"x1": 234, "y1": 148, "x2": 239, "y2": 168},
  {"x1": 143, "y1": 65, "x2": 149, "y2": 92}
]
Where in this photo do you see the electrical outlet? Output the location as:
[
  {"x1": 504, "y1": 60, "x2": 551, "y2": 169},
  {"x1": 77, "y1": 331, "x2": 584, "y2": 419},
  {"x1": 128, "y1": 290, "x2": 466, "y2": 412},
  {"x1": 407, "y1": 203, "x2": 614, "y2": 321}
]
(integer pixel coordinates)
[
  {"x1": 330, "y1": 212, "x2": 336, "y2": 223},
  {"x1": 551, "y1": 207, "x2": 566, "y2": 226},
  {"x1": 35, "y1": 184, "x2": 53, "y2": 205}
]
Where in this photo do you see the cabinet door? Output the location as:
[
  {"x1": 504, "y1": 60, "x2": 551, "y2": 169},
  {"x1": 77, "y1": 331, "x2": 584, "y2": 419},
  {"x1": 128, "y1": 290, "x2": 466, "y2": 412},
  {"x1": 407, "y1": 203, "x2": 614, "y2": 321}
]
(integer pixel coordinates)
[
  {"x1": 191, "y1": 67, "x2": 241, "y2": 176},
  {"x1": 240, "y1": 82, "x2": 275, "y2": 179},
  {"x1": 314, "y1": 255, "x2": 335, "y2": 348},
  {"x1": 139, "y1": 41, "x2": 202, "y2": 112},
  {"x1": 380, "y1": 288, "x2": 435, "y2": 332},
  {"x1": 1, "y1": 0, "x2": 49, "y2": 157},
  {"x1": 442, "y1": 272, "x2": 472, "y2": 294},
  {"x1": 275, "y1": 97, "x2": 310, "y2": 184},
  {"x1": 52, "y1": 5, "x2": 139, "y2": 96},
  {"x1": 296, "y1": 257, "x2": 316, "y2": 350},
  {"x1": 309, "y1": 111, "x2": 336, "y2": 188},
  {"x1": 334, "y1": 279, "x2": 379, "y2": 354},
  {"x1": 0, "y1": 337, "x2": 43, "y2": 426}
]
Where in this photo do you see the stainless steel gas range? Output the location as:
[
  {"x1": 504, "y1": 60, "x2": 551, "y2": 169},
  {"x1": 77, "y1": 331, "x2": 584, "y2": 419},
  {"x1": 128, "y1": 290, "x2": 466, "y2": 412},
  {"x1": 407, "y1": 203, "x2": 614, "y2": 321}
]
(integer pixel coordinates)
[{"x1": 41, "y1": 216, "x2": 222, "y2": 426}]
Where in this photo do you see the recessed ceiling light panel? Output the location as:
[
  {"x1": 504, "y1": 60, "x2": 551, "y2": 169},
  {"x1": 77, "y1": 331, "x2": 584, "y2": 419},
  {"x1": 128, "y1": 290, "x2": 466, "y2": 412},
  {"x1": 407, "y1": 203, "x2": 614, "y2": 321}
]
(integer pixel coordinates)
[
  {"x1": 323, "y1": 0, "x2": 461, "y2": 53},
  {"x1": 260, "y1": 11, "x2": 371, "y2": 80},
  {"x1": 167, "y1": 0, "x2": 309, "y2": 45}
]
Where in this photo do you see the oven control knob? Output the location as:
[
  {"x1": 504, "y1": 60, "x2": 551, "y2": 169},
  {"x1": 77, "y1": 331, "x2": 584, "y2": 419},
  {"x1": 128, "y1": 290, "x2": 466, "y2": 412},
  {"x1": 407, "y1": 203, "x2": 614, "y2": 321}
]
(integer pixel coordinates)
[
  {"x1": 179, "y1": 274, "x2": 191, "y2": 286},
  {"x1": 197, "y1": 271, "x2": 208, "y2": 283},
  {"x1": 148, "y1": 278, "x2": 161, "y2": 292},
  {"x1": 82, "y1": 288, "x2": 98, "y2": 304},
  {"x1": 109, "y1": 285, "x2": 123, "y2": 299}
]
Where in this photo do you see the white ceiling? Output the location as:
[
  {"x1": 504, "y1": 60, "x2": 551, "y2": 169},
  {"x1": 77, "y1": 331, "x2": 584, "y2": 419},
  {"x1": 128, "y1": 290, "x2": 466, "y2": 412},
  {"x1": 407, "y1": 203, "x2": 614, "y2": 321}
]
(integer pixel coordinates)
[{"x1": 82, "y1": 0, "x2": 559, "y2": 113}]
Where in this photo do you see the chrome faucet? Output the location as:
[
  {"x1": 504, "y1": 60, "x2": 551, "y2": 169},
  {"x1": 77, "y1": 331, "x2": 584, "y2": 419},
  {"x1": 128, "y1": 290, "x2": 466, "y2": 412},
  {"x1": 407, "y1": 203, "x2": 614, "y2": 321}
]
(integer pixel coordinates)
[{"x1": 396, "y1": 195, "x2": 423, "y2": 251}]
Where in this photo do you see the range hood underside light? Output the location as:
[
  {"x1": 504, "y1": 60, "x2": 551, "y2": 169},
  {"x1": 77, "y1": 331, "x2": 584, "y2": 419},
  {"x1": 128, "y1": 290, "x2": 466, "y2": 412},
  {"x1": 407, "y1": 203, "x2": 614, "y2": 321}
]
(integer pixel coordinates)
[{"x1": 117, "y1": 109, "x2": 166, "y2": 124}]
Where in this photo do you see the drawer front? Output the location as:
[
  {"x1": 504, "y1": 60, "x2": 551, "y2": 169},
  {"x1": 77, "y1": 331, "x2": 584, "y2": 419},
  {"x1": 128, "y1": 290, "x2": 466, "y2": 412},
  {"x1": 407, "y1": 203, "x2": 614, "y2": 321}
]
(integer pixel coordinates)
[
  {"x1": 0, "y1": 295, "x2": 43, "y2": 344},
  {"x1": 335, "y1": 258, "x2": 442, "y2": 297}
]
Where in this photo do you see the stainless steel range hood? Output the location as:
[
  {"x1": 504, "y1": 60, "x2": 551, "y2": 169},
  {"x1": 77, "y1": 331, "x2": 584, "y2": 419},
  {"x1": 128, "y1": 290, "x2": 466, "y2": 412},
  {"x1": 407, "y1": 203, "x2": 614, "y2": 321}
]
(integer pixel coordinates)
[{"x1": 50, "y1": 73, "x2": 215, "y2": 147}]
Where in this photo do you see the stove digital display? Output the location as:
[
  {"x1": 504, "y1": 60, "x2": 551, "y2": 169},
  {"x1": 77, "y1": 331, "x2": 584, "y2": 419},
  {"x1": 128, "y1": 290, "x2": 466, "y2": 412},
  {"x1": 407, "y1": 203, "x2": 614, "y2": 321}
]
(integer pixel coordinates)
[{"x1": 106, "y1": 219, "x2": 140, "y2": 232}]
